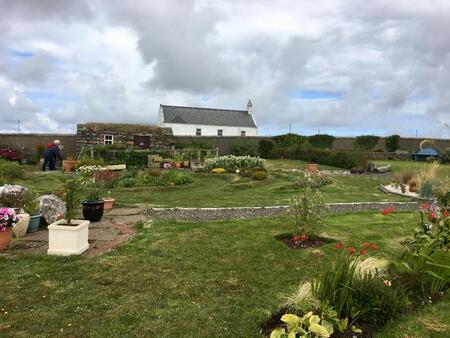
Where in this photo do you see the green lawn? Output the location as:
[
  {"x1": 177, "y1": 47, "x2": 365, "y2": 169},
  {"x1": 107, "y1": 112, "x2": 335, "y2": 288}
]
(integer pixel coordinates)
[
  {"x1": 15, "y1": 163, "x2": 407, "y2": 208},
  {"x1": 374, "y1": 160, "x2": 450, "y2": 177},
  {"x1": 2, "y1": 212, "x2": 448, "y2": 337}
]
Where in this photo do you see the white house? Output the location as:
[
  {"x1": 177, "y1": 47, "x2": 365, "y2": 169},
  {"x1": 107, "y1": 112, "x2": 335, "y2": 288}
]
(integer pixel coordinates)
[{"x1": 157, "y1": 100, "x2": 258, "y2": 136}]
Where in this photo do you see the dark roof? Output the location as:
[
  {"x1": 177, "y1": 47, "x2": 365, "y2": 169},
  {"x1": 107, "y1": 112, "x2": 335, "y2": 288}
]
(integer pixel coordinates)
[
  {"x1": 161, "y1": 105, "x2": 256, "y2": 128},
  {"x1": 413, "y1": 148, "x2": 439, "y2": 156}
]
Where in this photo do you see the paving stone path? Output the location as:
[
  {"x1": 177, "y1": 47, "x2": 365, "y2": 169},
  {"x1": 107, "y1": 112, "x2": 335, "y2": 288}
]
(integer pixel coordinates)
[{"x1": 2, "y1": 208, "x2": 147, "y2": 257}]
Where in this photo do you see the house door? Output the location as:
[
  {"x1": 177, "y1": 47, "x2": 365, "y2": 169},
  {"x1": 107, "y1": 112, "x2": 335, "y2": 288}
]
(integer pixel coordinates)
[{"x1": 134, "y1": 135, "x2": 151, "y2": 149}]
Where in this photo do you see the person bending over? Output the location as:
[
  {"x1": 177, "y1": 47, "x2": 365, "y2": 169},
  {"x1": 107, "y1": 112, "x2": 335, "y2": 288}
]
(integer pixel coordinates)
[{"x1": 42, "y1": 140, "x2": 63, "y2": 171}]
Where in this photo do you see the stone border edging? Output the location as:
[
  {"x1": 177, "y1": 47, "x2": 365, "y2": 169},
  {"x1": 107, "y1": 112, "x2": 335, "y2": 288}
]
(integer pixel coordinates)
[{"x1": 145, "y1": 201, "x2": 419, "y2": 221}]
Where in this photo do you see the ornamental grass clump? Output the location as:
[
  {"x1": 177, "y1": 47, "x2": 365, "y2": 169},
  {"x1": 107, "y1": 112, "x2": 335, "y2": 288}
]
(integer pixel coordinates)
[{"x1": 204, "y1": 155, "x2": 266, "y2": 172}]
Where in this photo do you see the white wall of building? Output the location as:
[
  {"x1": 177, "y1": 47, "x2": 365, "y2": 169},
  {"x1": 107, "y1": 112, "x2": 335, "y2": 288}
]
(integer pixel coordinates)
[{"x1": 162, "y1": 123, "x2": 258, "y2": 136}]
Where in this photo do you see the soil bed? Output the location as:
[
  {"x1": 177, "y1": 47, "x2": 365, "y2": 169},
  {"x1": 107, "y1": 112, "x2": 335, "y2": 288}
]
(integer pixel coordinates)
[{"x1": 275, "y1": 233, "x2": 332, "y2": 249}]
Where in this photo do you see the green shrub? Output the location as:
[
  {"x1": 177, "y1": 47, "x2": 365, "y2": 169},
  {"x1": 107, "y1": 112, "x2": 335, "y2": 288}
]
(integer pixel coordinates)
[
  {"x1": 352, "y1": 274, "x2": 409, "y2": 325},
  {"x1": 75, "y1": 156, "x2": 105, "y2": 169},
  {"x1": 232, "y1": 140, "x2": 259, "y2": 157},
  {"x1": 308, "y1": 134, "x2": 335, "y2": 149},
  {"x1": 272, "y1": 133, "x2": 307, "y2": 148},
  {"x1": 294, "y1": 172, "x2": 333, "y2": 190},
  {"x1": 0, "y1": 159, "x2": 25, "y2": 181},
  {"x1": 251, "y1": 171, "x2": 268, "y2": 180},
  {"x1": 258, "y1": 139, "x2": 275, "y2": 158},
  {"x1": 385, "y1": 135, "x2": 400, "y2": 152},
  {"x1": 124, "y1": 170, "x2": 194, "y2": 187},
  {"x1": 290, "y1": 189, "x2": 328, "y2": 236},
  {"x1": 419, "y1": 179, "x2": 436, "y2": 198},
  {"x1": 432, "y1": 179, "x2": 450, "y2": 207},
  {"x1": 353, "y1": 135, "x2": 380, "y2": 151}
]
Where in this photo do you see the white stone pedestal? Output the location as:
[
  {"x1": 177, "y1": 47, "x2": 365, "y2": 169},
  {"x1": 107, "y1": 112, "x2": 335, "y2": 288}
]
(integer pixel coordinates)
[{"x1": 47, "y1": 219, "x2": 89, "y2": 256}]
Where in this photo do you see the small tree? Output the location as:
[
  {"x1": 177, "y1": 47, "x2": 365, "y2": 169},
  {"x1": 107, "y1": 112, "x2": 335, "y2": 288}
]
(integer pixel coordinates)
[
  {"x1": 308, "y1": 134, "x2": 336, "y2": 149},
  {"x1": 353, "y1": 135, "x2": 380, "y2": 151},
  {"x1": 61, "y1": 175, "x2": 82, "y2": 225},
  {"x1": 385, "y1": 135, "x2": 400, "y2": 152},
  {"x1": 290, "y1": 187, "x2": 328, "y2": 237}
]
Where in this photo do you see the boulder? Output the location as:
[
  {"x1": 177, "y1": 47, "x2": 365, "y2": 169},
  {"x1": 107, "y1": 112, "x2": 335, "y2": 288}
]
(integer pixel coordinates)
[
  {"x1": 13, "y1": 213, "x2": 30, "y2": 238},
  {"x1": 39, "y1": 195, "x2": 66, "y2": 224},
  {"x1": 0, "y1": 184, "x2": 28, "y2": 208}
]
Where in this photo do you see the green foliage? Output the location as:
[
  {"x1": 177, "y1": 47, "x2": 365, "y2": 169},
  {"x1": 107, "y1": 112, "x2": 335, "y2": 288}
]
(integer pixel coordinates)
[
  {"x1": 419, "y1": 179, "x2": 436, "y2": 198},
  {"x1": 251, "y1": 171, "x2": 268, "y2": 180},
  {"x1": 35, "y1": 144, "x2": 46, "y2": 163},
  {"x1": 24, "y1": 189, "x2": 40, "y2": 215},
  {"x1": 353, "y1": 135, "x2": 380, "y2": 151},
  {"x1": 385, "y1": 135, "x2": 400, "y2": 152},
  {"x1": 294, "y1": 172, "x2": 333, "y2": 190},
  {"x1": 175, "y1": 142, "x2": 213, "y2": 150},
  {"x1": 258, "y1": 139, "x2": 276, "y2": 158},
  {"x1": 0, "y1": 159, "x2": 25, "y2": 182},
  {"x1": 75, "y1": 156, "x2": 105, "y2": 169},
  {"x1": 352, "y1": 273, "x2": 410, "y2": 325},
  {"x1": 289, "y1": 144, "x2": 363, "y2": 169},
  {"x1": 204, "y1": 155, "x2": 266, "y2": 172},
  {"x1": 272, "y1": 133, "x2": 307, "y2": 148},
  {"x1": 232, "y1": 140, "x2": 259, "y2": 157},
  {"x1": 61, "y1": 175, "x2": 82, "y2": 225},
  {"x1": 308, "y1": 134, "x2": 336, "y2": 149},
  {"x1": 432, "y1": 178, "x2": 450, "y2": 207},
  {"x1": 290, "y1": 189, "x2": 328, "y2": 236},
  {"x1": 120, "y1": 170, "x2": 194, "y2": 187},
  {"x1": 270, "y1": 312, "x2": 334, "y2": 338}
]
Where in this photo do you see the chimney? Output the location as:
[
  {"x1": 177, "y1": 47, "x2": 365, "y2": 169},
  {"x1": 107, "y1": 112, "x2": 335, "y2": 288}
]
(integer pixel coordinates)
[{"x1": 246, "y1": 99, "x2": 253, "y2": 114}]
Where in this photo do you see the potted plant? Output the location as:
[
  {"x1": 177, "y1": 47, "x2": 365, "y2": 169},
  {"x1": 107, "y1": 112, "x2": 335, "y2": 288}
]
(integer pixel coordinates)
[
  {"x1": 182, "y1": 153, "x2": 190, "y2": 168},
  {"x1": 306, "y1": 162, "x2": 318, "y2": 173},
  {"x1": 173, "y1": 152, "x2": 183, "y2": 169},
  {"x1": 0, "y1": 208, "x2": 20, "y2": 250},
  {"x1": 81, "y1": 181, "x2": 105, "y2": 222},
  {"x1": 63, "y1": 156, "x2": 77, "y2": 172},
  {"x1": 25, "y1": 190, "x2": 41, "y2": 233},
  {"x1": 47, "y1": 175, "x2": 89, "y2": 256},
  {"x1": 103, "y1": 190, "x2": 115, "y2": 210}
]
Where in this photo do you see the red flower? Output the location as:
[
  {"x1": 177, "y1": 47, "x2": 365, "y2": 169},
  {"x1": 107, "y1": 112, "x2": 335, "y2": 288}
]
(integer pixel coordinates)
[
  {"x1": 300, "y1": 233, "x2": 308, "y2": 241},
  {"x1": 363, "y1": 242, "x2": 370, "y2": 248},
  {"x1": 369, "y1": 243, "x2": 378, "y2": 250},
  {"x1": 381, "y1": 206, "x2": 396, "y2": 215},
  {"x1": 429, "y1": 212, "x2": 437, "y2": 220},
  {"x1": 360, "y1": 249, "x2": 367, "y2": 255},
  {"x1": 421, "y1": 203, "x2": 429, "y2": 210},
  {"x1": 347, "y1": 247, "x2": 356, "y2": 255},
  {"x1": 292, "y1": 235, "x2": 299, "y2": 241},
  {"x1": 444, "y1": 210, "x2": 449, "y2": 217},
  {"x1": 335, "y1": 243, "x2": 344, "y2": 249}
]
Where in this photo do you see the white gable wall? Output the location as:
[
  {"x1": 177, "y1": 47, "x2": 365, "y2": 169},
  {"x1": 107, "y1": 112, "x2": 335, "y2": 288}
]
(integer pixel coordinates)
[{"x1": 162, "y1": 123, "x2": 258, "y2": 136}]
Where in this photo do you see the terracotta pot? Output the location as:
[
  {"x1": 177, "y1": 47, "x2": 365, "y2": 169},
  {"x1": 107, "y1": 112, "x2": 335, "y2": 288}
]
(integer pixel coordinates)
[
  {"x1": 175, "y1": 162, "x2": 182, "y2": 169},
  {"x1": 63, "y1": 160, "x2": 77, "y2": 172},
  {"x1": 103, "y1": 198, "x2": 115, "y2": 210},
  {"x1": 0, "y1": 228, "x2": 12, "y2": 250},
  {"x1": 306, "y1": 163, "x2": 318, "y2": 173},
  {"x1": 409, "y1": 184, "x2": 419, "y2": 193}
]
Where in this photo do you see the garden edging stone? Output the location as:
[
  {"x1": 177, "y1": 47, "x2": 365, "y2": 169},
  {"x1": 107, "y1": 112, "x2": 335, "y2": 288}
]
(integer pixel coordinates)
[{"x1": 146, "y1": 201, "x2": 420, "y2": 221}]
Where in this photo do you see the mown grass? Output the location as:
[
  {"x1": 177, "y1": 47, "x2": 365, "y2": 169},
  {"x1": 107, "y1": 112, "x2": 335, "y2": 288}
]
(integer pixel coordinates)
[
  {"x1": 14, "y1": 162, "x2": 406, "y2": 207},
  {"x1": 1, "y1": 212, "x2": 448, "y2": 337}
]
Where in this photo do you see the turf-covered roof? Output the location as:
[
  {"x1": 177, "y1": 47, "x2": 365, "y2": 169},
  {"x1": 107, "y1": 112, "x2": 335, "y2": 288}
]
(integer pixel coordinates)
[{"x1": 78, "y1": 123, "x2": 172, "y2": 135}]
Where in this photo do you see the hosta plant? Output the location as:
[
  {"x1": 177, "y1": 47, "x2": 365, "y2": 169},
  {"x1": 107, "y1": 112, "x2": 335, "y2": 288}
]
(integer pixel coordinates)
[{"x1": 270, "y1": 312, "x2": 334, "y2": 338}]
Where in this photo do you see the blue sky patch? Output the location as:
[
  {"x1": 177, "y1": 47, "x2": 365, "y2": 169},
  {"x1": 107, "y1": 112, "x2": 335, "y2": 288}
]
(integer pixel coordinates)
[
  {"x1": 9, "y1": 48, "x2": 34, "y2": 58},
  {"x1": 25, "y1": 90, "x2": 79, "y2": 102},
  {"x1": 291, "y1": 89, "x2": 343, "y2": 100}
]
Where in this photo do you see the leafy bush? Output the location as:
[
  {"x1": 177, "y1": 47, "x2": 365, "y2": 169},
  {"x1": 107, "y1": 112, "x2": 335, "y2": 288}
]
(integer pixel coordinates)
[
  {"x1": 93, "y1": 170, "x2": 121, "y2": 189},
  {"x1": 308, "y1": 134, "x2": 335, "y2": 149},
  {"x1": 60, "y1": 175, "x2": 82, "y2": 225},
  {"x1": 385, "y1": 135, "x2": 400, "y2": 152},
  {"x1": 121, "y1": 170, "x2": 194, "y2": 187},
  {"x1": 75, "y1": 156, "x2": 105, "y2": 169},
  {"x1": 232, "y1": 140, "x2": 259, "y2": 157},
  {"x1": 251, "y1": 171, "x2": 268, "y2": 180},
  {"x1": 204, "y1": 155, "x2": 266, "y2": 172},
  {"x1": 432, "y1": 179, "x2": 450, "y2": 207},
  {"x1": 272, "y1": 133, "x2": 307, "y2": 148},
  {"x1": 290, "y1": 189, "x2": 328, "y2": 236},
  {"x1": 353, "y1": 135, "x2": 380, "y2": 151},
  {"x1": 24, "y1": 189, "x2": 40, "y2": 215},
  {"x1": 294, "y1": 172, "x2": 333, "y2": 190},
  {"x1": 0, "y1": 159, "x2": 25, "y2": 181},
  {"x1": 258, "y1": 139, "x2": 275, "y2": 158}
]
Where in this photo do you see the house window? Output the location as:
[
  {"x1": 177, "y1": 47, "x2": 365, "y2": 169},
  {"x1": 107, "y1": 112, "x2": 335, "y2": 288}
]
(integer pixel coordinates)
[
  {"x1": 104, "y1": 134, "x2": 114, "y2": 145},
  {"x1": 240, "y1": 131, "x2": 246, "y2": 137},
  {"x1": 196, "y1": 128, "x2": 201, "y2": 136},
  {"x1": 217, "y1": 129, "x2": 223, "y2": 136}
]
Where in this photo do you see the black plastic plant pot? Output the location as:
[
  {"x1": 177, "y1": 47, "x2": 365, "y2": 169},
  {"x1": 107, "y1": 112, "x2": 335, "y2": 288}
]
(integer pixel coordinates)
[{"x1": 82, "y1": 200, "x2": 105, "y2": 222}]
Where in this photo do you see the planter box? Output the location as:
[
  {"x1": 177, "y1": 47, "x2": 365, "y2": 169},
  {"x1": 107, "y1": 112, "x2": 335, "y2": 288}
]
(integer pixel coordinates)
[{"x1": 47, "y1": 219, "x2": 90, "y2": 256}]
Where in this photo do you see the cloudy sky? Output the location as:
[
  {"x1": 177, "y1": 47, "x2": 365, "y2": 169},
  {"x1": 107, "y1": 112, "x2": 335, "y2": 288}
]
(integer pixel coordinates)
[{"x1": 1, "y1": 0, "x2": 450, "y2": 137}]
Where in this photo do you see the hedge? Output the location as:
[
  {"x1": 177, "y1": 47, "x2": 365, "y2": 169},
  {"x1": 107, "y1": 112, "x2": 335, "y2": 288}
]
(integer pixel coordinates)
[
  {"x1": 385, "y1": 135, "x2": 400, "y2": 152},
  {"x1": 232, "y1": 140, "x2": 259, "y2": 157},
  {"x1": 258, "y1": 139, "x2": 275, "y2": 158},
  {"x1": 354, "y1": 135, "x2": 380, "y2": 151},
  {"x1": 308, "y1": 134, "x2": 336, "y2": 149}
]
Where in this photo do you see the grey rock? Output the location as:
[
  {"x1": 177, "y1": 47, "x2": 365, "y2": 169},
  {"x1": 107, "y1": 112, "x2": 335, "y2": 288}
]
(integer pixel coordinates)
[{"x1": 39, "y1": 195, "x2": 66, "y2": 224}]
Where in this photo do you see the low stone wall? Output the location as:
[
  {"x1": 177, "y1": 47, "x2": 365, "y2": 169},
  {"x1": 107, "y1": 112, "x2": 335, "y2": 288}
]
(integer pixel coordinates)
[{"x1": 145, "y1": 201, "x2": 419, "y2": 221}]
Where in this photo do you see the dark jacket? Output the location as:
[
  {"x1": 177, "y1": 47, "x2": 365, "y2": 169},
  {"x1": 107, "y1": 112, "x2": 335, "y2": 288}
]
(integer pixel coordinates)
[{"x1": 43, "y1": 145, "x2": 63, "y2": 160}]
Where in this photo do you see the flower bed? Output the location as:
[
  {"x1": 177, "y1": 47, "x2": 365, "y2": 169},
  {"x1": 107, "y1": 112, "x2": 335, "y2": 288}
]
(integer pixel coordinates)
[{"x1": 204, "y1": 155, "x2": 266, "y2": 172}]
